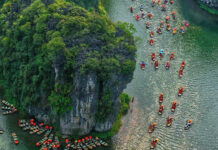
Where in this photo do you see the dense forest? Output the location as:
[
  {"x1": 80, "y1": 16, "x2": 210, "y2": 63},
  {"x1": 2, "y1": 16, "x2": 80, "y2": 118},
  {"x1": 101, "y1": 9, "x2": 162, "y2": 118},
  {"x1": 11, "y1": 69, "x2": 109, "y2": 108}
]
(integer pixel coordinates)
[{"x1": 0, "y1": 0, "x2": 136, "y2": 129}]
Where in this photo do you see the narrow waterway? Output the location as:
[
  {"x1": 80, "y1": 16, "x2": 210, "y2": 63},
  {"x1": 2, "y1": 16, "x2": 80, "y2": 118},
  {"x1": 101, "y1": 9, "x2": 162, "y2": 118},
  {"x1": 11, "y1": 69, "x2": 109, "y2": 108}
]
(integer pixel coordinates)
[{"x1": 105, "y1": 0, "x2": 218, "y2": 150}]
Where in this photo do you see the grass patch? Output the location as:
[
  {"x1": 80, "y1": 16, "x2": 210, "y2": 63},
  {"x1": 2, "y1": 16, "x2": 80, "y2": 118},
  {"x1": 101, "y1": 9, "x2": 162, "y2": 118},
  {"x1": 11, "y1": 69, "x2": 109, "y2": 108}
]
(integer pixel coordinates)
[{"x1": 91, "y1": 93, "x2": 131, "y2": 139}]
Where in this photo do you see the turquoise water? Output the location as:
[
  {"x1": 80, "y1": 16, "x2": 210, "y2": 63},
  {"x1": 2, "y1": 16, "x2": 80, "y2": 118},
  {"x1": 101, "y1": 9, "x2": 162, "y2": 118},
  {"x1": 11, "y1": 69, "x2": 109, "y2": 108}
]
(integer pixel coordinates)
[{"x1": 105, "y1": 0, "x2": 218, "y2": 149}]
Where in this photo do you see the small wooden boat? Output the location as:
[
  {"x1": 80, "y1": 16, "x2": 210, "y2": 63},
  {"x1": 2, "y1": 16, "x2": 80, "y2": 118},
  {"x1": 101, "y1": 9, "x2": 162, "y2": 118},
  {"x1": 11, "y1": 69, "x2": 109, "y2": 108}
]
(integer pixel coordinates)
[
  {"x1": 0, "y1": 130, "x2": 4, "y2": 134},
  {"x1": 148, "y1": 125, "x2": 155, "y2": 133},
  {"x1": 1, "y1": 106, "x2": 12, "y2": 110},
  {"x1": 12, "y1": 133, "x2": 19, "y2": 145}
]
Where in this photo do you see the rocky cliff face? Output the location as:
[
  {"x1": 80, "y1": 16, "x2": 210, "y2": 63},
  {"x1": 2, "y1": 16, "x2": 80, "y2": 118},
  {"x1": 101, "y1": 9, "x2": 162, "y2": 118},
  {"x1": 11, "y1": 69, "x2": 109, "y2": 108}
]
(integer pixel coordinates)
[
  {"x1": 200, "y1": 0, "x2": 218, "y2": 8},
  {"x1": 0, "y1": 0, "x2": 136, "y2": 135}
]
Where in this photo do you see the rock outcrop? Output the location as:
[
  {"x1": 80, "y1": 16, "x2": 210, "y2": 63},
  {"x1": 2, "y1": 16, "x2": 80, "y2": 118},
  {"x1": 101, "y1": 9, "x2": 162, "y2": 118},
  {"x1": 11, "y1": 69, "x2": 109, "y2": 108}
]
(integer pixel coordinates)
[
  {"x1": 0, "y1": 0, "x2": 136, "y2": 135},
  {"x1": 200, "y1": 0, "x2": 218, "y2": 8}
]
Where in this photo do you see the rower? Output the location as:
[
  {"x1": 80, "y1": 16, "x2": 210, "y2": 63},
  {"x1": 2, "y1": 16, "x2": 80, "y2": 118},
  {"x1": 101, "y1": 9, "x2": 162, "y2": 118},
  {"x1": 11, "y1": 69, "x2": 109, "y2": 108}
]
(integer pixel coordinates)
[
  {"x1": 166, "y1": 24, "x2": 171, "y2": 31},
  {"x1": 152, "y1": 53, "x2": 156, "y2": 61},
  {"x1": 181, "y1": 26, "x2": 185, "y2": 34},
  {"x1": 171, "y1": 11, "x2": 176, "y2": 19},
  {"x1": 165, "y1": 16, "x2": 170, "y2": 23},
  {"x1": 150, "y1": 31, "x2": 155, "y2": 37},
  {"x1": 162, "y1": 4, "x2": 166, "y2": 11},
  {"x1": 140, "y1": 5, "x2": 144, "y2": 11},
  {"x1": 170, "y1": 52, "x2": 175, "y2": 60},
  {"x1": 160, "y1": 49, "x2": 164, "y2": 58},
  {"x1": 159, "y1": 93, "x2": 164, "y2": 102},
  {"x1": 160, "y1": 20, "x2": 164, "y2": 28},
  {"x1": 154, "y1": 60, "x2": 159, "y2": 68},
  {"x1": 157, "y1": 27, "x2": 162, "y2": 34},
  {"x1": 152, "y1": 0, "x2": 156, "y2": 7},
  {"x1": 136, "y1": 14, "x2": 140, "y2": 21},
  {"x1": 150, "y1": 39, "x2": 155, "y2": 45},
  {"x1": 166, "y1": 61, "x2": 170, "y2": 69},
  {"x1": 148, "y1": 12, "x2": 153, "y2": 19},
  {"x1": 141, "y1": 11, "x2": 146, "y2": 19},
  {"x1": 130, "y1": 6, "x2": 133, "y2": 13},
  {"x1": 170, "y1": 0, "x2": 174, "y2": 4},
  {"x1": 158, "y1": 0, "x2": 162, "y2": 5},
  {"x1": 164, "y1": 0, "x2": 168, "y2": 4},
  {"x1": 159, "y1": 104, "x2": 164, "y2": 114},
  {"x1": 146, "y1": 22, "x2": 151, "y2": 28},
  {"x1": 171, "y1": 101, "x2": 177, "y2": 110},
  {"x1": 167, "y1": 116, "x2": 173, "y2": 124}
]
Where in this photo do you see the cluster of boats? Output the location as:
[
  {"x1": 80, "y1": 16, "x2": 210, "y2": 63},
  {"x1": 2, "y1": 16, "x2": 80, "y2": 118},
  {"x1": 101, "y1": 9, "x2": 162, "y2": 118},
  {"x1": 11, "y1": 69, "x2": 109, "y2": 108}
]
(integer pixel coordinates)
[
  {"x1": 18, "y1": 119, "x2": 60, "y2": 149},
  {"x1": 64, "y1": 136, "x2": 108, "y2": 150},
  {"x1": 130, "y1": 0, "x2": 190, "y2": 47},
  {"x1": 1, "y1": 100, "x2": 18, "y2": 115},
  {"x1": 130, "y1": 0, "x2": 193, "y2": 149}
]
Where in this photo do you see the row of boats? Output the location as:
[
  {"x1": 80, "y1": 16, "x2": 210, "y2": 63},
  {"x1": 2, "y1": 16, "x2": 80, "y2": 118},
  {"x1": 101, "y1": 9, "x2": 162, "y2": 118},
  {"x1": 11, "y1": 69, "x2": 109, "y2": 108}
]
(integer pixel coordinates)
[
  {"x1": 18, "y1": 119, "x2": 108, "y2": 150},
  {"x1": 1, "y1": 100, "x2": 18, "y2": 115},
  {"x1": 64, "y1": 136, "x2": 108, "y2": 150}
]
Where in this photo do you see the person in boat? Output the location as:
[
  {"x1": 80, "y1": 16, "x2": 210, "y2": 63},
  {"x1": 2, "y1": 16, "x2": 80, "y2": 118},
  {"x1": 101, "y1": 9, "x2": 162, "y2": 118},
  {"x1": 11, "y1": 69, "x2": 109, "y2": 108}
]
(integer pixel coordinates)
[
  {"x1": 167, "y1": 116, "x2": 173, "y2": 126},
  {"x1": 150, "y1": 39, "x2": 155, "y2": 45},
  {"x1": 150, "y1": 31, "x2": 155, "y2": 38},
  {"x1": 151, "y1": 138, "x2": 158, "y2": 148},
  {"x1": 181, "y1": 61, "x2": 185, "y2": 68},
  {"x1": 181, "y1": 26, "x2": 185, "y2": 34},
  {"x1": 152, "y1": 53, "x2": 156, "y2": 61},
  {"x1": 158, "y1": 104, "x2": 164, "y2": 114},
  {"x1": 136, "y1": 14, "x2": 140, "y2": 21},
  {"x1": 157, "y1": 27, "x2": 162, "y2": 34},
  {"x1": 173, "y1": 28, "x2": 177, "y2": 34},
  {"x1": 141, "y1": 11, "x2": 146, "y2": 19},
  {"x1": 152, "y1": 0, "x2": 156, "y2": 7},
  {"x1": 158, "y1": 0, "x2": 162, "y2": 5},
  {"x1": 164, "y1": 0, "x2": 168, "y2": 4},
  {"x1": 154, "y1": 60, "x2": 159, "y2": 68},
  {"x1": 162, "y1": 4, "x2": 166, "y2": 11},
  {"x1": 165, "y1": 16, "x2": 170, "y2": 23},
  {"x1": 178, "y1": 87, "x2": 184, "y2": 96},
  {"x1": 170, "y1": 52, "x2": 175, "y2": 60},
  {"x1": 185, "y1": 119, "x2": 193, "y2": 130},
  {"x1": 140, "y1": 5, "x2": 144, "y2": 11},
  {"x1": 148, "y1": 122, "x2": 157, "y2": 133},
  {"x1": 166, "y1": 61, "x2": 170, "y2": 69},
  {"x1": 166, "y1": 24, "x2": 171, "y2": 31},
  {"x1": 171, "y1": 101, "x2": 177, "y2": 111},
  {"x1": 132, "y1": 97, "x2": 134, "y2": 103},
  {"x1": 146, "y1": 22, "x2": 151, "y2": 28},
  {"x1": 159, "y1": 93, "x2": 164, "y2": 103},
  {"x1": 141, "y1": 61, "x2": 146, "y2": 69},
  {"x1": 170, "y1": 0, "x2": 174, "y2": 4},
  {"x1": 179, "y1": 69, "x2": 183, "y2": 77},
  {"x1": 130, "y1": 6, "x2": 133, "y2": 13},
  {"x1": 160, "y1": 20, "x2": 164, "y2": 28},
  {"x1": 171, "y1": 11, "x2": 176, "y2": 19},
  {"x1": 187, "y1": 120, "x2": 192, "y2": 126},
  {"x1": 159, "y1": 49, "x2": 164, "y2": 58},
  {"x1": 184, "y1": 21, "x2": 189, "y2": 27},
  {"x1": 148, "y1": 12, "x2": 153, "y2": 19}
]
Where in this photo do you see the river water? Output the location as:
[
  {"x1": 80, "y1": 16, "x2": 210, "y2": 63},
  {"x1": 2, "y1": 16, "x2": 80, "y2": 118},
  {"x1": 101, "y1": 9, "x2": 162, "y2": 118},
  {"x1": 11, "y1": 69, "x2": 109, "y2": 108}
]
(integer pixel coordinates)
[
  {"x1": 1, "y1": 0, "x2": 218, "y2": 150},
  {"x1": 105, "y1": 0, "x2": 218, "y2": 150}
]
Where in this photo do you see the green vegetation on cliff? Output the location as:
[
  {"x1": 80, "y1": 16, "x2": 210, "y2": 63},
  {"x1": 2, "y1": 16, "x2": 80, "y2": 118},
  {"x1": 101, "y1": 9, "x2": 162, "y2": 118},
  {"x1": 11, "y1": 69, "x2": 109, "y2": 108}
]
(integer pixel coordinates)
[
  {"x1": 196, "y1": 0, "x2": 218, "y2": 15},
  {"x1": 0, "y1": 0, "x2": 136, "y2": 120}
]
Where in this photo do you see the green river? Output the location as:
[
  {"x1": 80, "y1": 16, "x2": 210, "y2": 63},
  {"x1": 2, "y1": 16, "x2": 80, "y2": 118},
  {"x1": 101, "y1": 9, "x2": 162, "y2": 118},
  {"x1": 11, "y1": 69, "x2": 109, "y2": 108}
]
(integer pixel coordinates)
[{"x1": 1, "y1": 0, "x2": 218, "y2": 150}]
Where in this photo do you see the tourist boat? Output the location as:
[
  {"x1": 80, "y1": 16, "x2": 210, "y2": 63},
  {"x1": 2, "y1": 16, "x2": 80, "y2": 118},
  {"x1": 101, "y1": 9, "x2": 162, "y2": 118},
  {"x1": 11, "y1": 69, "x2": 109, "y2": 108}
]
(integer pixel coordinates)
[
  {"x1": 12, "y1": 133, "x2": 19, "y2": 145},
  {"x1": 36, "y1": 136, "x2": 48, "y2": 147},
  {"x1": 1, "y1": 106, "x2": 12, "y2": 110},
  {"x1": 0, "y1": 129, "x2": 4, "y2": 134}
]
